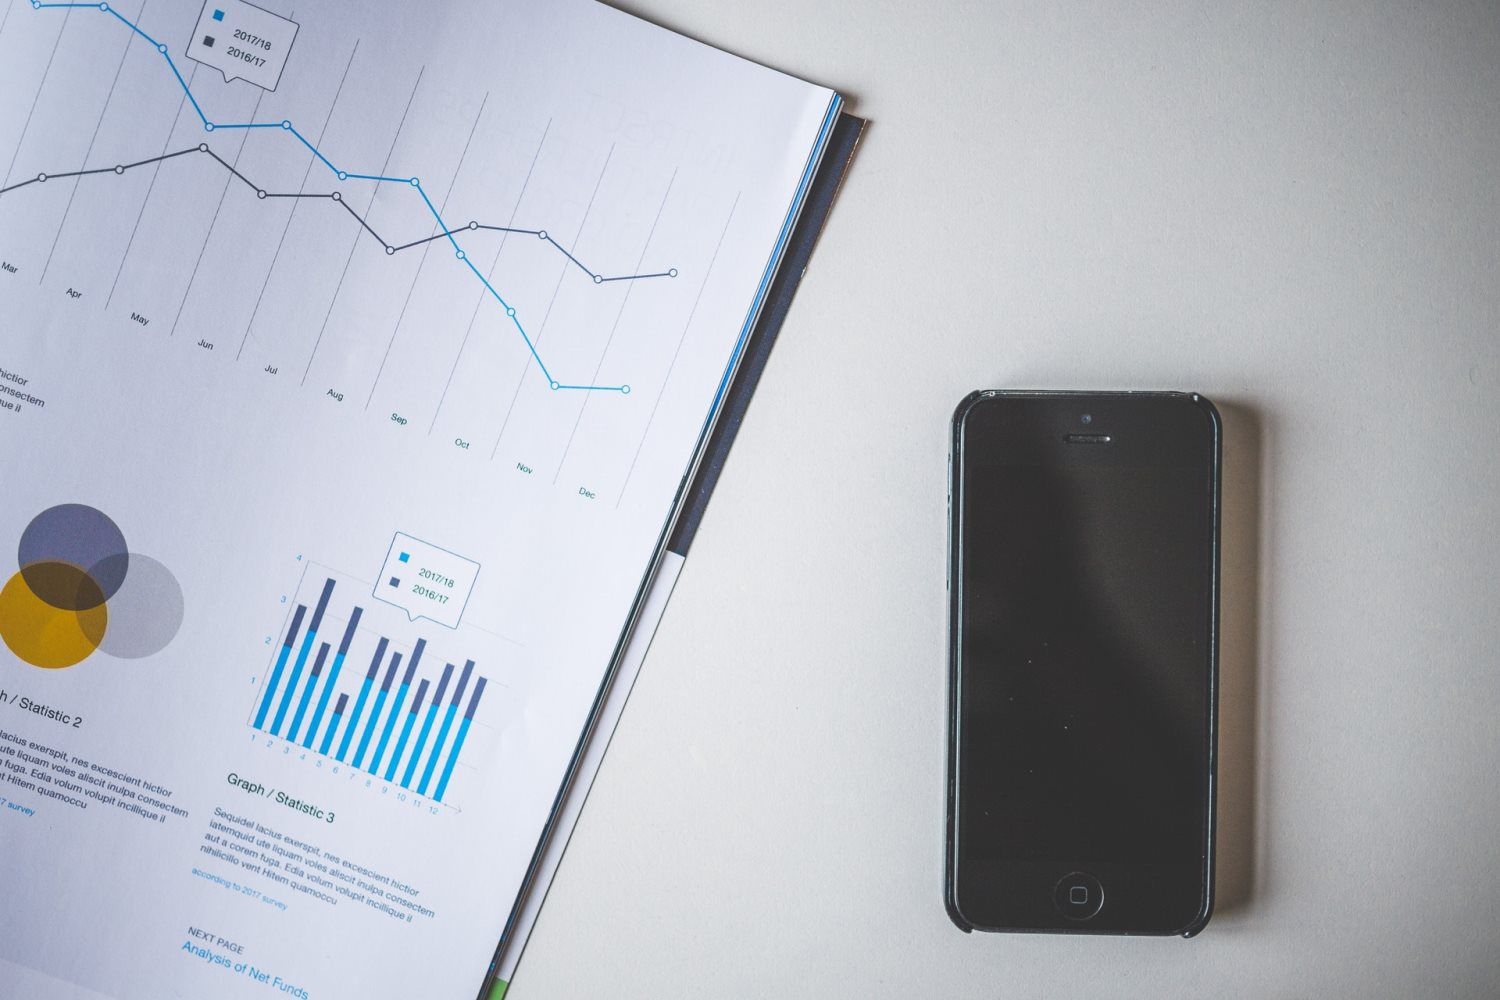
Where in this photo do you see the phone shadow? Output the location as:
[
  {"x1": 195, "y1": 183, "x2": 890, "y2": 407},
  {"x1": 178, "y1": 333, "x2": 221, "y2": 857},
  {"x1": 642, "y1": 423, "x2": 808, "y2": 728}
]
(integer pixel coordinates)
[{"x1": 1213, "y1": 400, "x2": 1268, "y2": 919}]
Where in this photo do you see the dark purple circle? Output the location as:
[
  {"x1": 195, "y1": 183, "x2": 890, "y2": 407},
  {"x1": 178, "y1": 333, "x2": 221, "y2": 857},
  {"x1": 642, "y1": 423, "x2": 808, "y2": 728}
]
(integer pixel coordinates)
[{"x1": 18, "y1": 504, "x2": 129, "y2": 610}]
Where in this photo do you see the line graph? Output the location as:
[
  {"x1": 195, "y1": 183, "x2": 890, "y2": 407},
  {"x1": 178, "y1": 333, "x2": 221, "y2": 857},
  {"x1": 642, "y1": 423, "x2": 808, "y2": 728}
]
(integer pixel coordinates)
[
  {"x1": 13, "y1": 0, "x2": 681, "y2": 394},
  {"x1": 0, "y1": 143, "x2": 680, "y2": 283}
]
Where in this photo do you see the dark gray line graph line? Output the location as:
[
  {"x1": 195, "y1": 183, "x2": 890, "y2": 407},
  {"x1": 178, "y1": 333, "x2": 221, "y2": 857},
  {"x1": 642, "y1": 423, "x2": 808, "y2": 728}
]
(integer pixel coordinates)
[
  {"x1": 435, "y1": 119, "x2": 552, "y2": 437},
  {"x1": 238, "y1": 38, "x2": 360, "y2": 362},
  {"x1": 365, "y1": 89, "x2": 489, "y2": 410},
  {"x1": 170, "y1": 84, "x2": 267, "y2": 338},
  {"x1": 40, "y1": 0, "x2": 145, "y2": 282},
  {"x1": 106, "y1": 59, "x2": 198, "y2": 309},
  {"x1": 554, "y1": 168, "x2": 677, "y2": 482},
  {"x1": 0, "y1": 144, "x2": 675, "y2": 283},
  {"x1": 2, "y1": 3, "x2": 73, "y2": 189},
  {"x1": 301, "y1": 66, "x2": 424, "y2": 386},
  {"x1": 490, "y1": 144, "x2": 615, "y2": 454}
]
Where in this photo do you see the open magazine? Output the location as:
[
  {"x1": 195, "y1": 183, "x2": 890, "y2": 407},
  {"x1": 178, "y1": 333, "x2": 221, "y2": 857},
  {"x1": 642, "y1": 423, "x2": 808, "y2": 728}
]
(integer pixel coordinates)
[{"x1": 0, "y1": 1, "x2": 847, "y2": 997}]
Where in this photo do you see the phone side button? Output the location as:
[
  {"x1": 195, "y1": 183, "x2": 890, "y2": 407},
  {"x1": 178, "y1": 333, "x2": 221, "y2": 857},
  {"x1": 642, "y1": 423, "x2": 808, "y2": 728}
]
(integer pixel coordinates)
[{"x1": 1053, "y1": 871, "x2": 1104, "y2": 921}]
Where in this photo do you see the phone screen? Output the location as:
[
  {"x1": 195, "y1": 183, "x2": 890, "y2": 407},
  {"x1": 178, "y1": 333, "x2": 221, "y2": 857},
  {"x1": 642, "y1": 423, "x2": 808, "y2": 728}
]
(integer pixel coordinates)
[{"x1": 951, "y1": 393, "x2": 1217, "y2": 933}]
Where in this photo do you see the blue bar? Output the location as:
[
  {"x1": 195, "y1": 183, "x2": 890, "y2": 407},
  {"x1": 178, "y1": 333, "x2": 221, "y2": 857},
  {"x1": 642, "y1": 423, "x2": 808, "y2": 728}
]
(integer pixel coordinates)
[
  {"x1": 270, "y1": 579, "x2": 336, "y2": 736},
  {"x1": 369, "y1": 640, "x2": 423, "y2": 776},
  {"x1": 419, "y1": 660, "x2": 472, "y2": 795},
  {"x1": 385, "y1": 679, "x2": 430, "y2": 783},
  {"x1": 435, "y1": 675, "x2": 487, "y2": 803},
  {"x1": 319, "y1": 694, "x2": 349, "y2": 755},
  {"x1": 353, "y1": 650, "x2": 400, "y2": 769},
  {"x1": 337, "y1": 638, "x2": 388, "y2": 762},
  {"x1": 255, "y1": 604, "x2": 306, "y2": 730},
  {"x1": 303, "y1": 607, "x2": 362, "y2": 749},
  {"x1": 286, "y1": 642, "x2": 330, "y2": 744},
  {"x1": 401, "y1": 663, "x2": 453, "y2": 790}
]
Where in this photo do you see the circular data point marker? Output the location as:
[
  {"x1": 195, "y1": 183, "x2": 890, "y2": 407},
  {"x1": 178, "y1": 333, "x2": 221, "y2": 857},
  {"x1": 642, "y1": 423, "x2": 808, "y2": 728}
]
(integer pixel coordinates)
[
  {"x1": 99, "y1": 3, "x2": 109, "y2": 11},
  {"x1": 669, "y1": 268, "x2": 678, "y2": 278},
  {"x1": 114, "y1": 164, "x2": 124, "y2": 174},
  {"x1": 331, "y1": 191, "x2": 342, "y2": 202},
  {"x1": 32, "y1": 2, "x2": 41, "y2": 11},
  {"x1": 157, "y1": 44, "x2": 167, "y2": 53},
  {"x1": 281, "y1": 121, "x2": 291, "y2": 129},
  {"x1": 198, "y1": 143, "x2": 208, "y2": 152},
  {"x1": 256, "y1": 189, "x2": 266, "y2": 199},
  {"x1": 505, "y1": 307, "x2": 515, "y2": 317},
  {"x1": 550, "y1": 381, "x2": 560, "y2": 390},
  {"x1": 455, "y1": 250, "x2": 465, "y2": 260},
  {"x1": 593, "y1": 275, "x2": 603, "y2": 284},
  {"x1": 621, "y1": 385, "x2": 632, "y2": 395},
  {"x1": 204, "y1": 122, "x2": 215, "y2": 131},
  {"x1": 385, "y1": 246, "x2": 395, "y2": 255},
  {"x1": 468, "y1": 221, "x2": 478, "y2": 230},
  {"x1": 408, "y1": 177, "x2": 419, "y2": 187},
  {"x1": 37, "y1": 173, "x2": 47, "y2": 182},
  {"x1": 337, "y1": 171, "x2": 347, "y2": 181},
  {"x1": 537, "y1": 230, "x2": 548, "y2": 240}
]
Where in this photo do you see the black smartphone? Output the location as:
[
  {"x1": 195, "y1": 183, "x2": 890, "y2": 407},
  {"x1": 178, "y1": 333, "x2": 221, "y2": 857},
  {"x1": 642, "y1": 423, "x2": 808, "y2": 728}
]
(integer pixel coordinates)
[{"x1": 946, "y1": 390, "x2": 1220, "y2": 937}]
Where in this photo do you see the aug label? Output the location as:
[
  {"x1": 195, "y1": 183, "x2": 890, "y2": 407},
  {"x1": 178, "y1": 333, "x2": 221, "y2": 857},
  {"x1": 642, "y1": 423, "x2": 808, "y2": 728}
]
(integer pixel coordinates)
[
  {"x1": 374, "y1": 533, "x2": 479, "y2": 630},
  {"x1": 185, "y1": 0, "x2": 299, "y2": 91}
]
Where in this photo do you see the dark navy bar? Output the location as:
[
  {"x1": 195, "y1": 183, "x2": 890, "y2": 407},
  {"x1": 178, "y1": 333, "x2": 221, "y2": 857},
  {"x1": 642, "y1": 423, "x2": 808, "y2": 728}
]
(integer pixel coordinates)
[
  {"x1": 451, "y1": 661, "x2": 473, "y2": 706},
  {"x1": 254, "y1": 604, "x2": 307, "y2": 729},
  {"x1": 418, "y1": 660, "x2": 473, "y2": 795},
  {"x1": 464, "y1": 675, "x2": 487, "y2": 720},
  {"x1": 286, "y1": 642, "x2": 330, "y2": 743},
  {"x1": 307, "y1": 578, "x2": 336, "y2": 632},
  {"x1": 353, "y1": 650, "x2": 401, "y2": 769},
  {"x1": 303, "y1": 607, "x2": 362, "y2": 749},
  {"x1": 283, "y1": 606, "x2": 308, "y2": 651},
  {"x1": 401, "y1": 663, "x2": 453, "y2": 789},
  {"x1": 319, "y1": 693, "x2": 349, "y2": 755},
  {"x1": 384, "y1": 678, "x2": 430, "y2": 782},
  {"x1": 337, "y1": 637, "x2": 388, "y2": 762},
  {"x1": 370, "y1": 651, "x2": 421, "y2": 776}
]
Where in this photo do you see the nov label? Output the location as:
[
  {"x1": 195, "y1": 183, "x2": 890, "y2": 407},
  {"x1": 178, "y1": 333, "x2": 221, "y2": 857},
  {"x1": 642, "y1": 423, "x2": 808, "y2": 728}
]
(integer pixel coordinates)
[
  {"x1": 374, "y1": 533, "x2": 480, "y2": 630},
  {"x1": 186, "y1": 0, "x2": 299, "y2": 91}
]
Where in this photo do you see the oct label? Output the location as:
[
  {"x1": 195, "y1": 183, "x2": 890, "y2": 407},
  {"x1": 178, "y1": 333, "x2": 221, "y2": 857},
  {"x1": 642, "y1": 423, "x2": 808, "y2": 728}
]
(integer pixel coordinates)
[
  {"x1": 185, "y1": 0, "x2": 299, "y2": 91},
  {"x1": 374, "y1": 533, "x2": 480, "y2": 630}
]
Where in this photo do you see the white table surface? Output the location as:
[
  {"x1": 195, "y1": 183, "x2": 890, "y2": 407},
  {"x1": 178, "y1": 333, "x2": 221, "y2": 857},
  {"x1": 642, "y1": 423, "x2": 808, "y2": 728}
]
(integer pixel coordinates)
[{"x1": 510, "y1": 3, "x2": 1500, "y2": 997}]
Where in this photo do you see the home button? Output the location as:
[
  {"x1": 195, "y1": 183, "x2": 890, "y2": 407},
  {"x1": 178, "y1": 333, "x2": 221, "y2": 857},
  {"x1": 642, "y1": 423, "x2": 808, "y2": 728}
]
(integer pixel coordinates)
[{"x1": 1053, "y1": 871, "x2": 1104, "y2": 920}]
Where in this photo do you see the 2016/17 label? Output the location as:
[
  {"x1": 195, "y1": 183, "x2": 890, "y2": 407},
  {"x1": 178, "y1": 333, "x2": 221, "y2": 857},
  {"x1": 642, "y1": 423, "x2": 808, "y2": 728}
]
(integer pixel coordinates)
[
  {"x1": 411, "y1": 585, "x2": 449, "y2": 605},
  {"x1": 225, "y1": 46, "x2": 267, "y2": 67}
]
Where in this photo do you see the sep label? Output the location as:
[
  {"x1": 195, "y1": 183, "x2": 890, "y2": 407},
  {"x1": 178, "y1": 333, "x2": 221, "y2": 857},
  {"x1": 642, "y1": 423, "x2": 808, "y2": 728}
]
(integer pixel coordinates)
[
  {"x1": 185, "y1": 0, "x2": 299, "y2": 91},
  {"x1": 374, "y1": 533, "x2": 479, "y2": 629}
]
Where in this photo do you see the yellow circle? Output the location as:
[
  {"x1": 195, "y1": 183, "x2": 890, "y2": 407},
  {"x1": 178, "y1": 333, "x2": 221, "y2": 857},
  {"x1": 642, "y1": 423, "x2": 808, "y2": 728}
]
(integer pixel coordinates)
[{"x1": 0, "y1": 569, "x2": 107, "y2": 669}]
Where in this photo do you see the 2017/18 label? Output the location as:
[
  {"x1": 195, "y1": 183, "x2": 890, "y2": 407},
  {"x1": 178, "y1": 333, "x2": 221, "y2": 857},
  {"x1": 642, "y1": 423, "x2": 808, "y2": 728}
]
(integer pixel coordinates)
[{"x1": 232, "y1": 29, "x2": 273, "y2": 51}]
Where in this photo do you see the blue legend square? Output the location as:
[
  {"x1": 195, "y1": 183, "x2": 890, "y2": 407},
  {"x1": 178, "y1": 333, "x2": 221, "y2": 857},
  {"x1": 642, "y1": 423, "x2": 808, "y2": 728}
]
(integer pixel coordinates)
[
  {"x1": 202, "y1": 35, "x2": 215, "y2": 47},
  {"x1": 398, "y1": 552, "x2": 410, "y2": 563},
  {"x1": 388, "y1": 576, "x2": 401, "y2": 588},
  {"x1": 212, "y1": 8, "x2": 224, "y2": 20}
]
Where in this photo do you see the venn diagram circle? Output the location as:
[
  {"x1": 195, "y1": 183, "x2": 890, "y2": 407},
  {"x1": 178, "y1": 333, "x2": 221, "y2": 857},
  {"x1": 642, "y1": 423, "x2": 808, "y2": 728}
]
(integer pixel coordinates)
[{"x1": 0, "y1": 504, "x2": 183, "y2": 669}]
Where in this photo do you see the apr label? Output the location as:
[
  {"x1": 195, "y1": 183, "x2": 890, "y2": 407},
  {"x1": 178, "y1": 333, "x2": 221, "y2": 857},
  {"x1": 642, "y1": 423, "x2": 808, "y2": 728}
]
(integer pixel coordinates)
[
  {"x1": 185, "y1": 0, "x2": 299, "y2": 91},
  {"x1": 373, "y1": 533, "x2": 480, "y2": 629}
]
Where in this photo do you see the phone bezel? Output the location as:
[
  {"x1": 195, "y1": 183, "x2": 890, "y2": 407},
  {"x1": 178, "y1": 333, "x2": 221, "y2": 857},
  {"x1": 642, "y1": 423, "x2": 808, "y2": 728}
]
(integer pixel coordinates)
[{"x1": 944, "y1": 389, "x2": 1221, "y2": 938}]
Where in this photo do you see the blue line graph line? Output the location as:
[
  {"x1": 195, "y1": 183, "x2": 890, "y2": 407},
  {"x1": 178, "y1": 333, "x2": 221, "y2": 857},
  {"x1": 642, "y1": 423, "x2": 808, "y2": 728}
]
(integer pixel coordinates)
[{"x1": 23, "y1": 0, "x2": 679, "y2": 394}]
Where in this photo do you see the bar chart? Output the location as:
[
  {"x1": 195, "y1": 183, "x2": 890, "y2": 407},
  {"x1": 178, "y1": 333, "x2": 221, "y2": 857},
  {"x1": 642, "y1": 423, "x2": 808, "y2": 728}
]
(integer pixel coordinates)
[{"x1": 251, "y1": 570, "x2": 489, "y2": 804}]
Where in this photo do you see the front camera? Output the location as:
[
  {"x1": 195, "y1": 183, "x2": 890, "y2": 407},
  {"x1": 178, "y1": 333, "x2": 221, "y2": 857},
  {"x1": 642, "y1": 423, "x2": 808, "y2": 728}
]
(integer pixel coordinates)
[{"x1": 1080, "y1": 414, "x2": 1093, "y2": 425}]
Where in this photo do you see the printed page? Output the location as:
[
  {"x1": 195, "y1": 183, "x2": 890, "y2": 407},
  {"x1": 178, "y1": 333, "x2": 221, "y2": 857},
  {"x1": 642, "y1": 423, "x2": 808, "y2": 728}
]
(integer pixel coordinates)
[{"x1": 0, "y1": 1, "x2": 838, "y2": 997}]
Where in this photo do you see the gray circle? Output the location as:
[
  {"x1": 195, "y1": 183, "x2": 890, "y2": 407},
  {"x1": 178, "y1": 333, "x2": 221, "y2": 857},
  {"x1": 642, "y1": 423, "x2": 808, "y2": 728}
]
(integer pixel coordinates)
[{"x1": 92, "y1": 553, "x2": 184, "y2": 659}]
